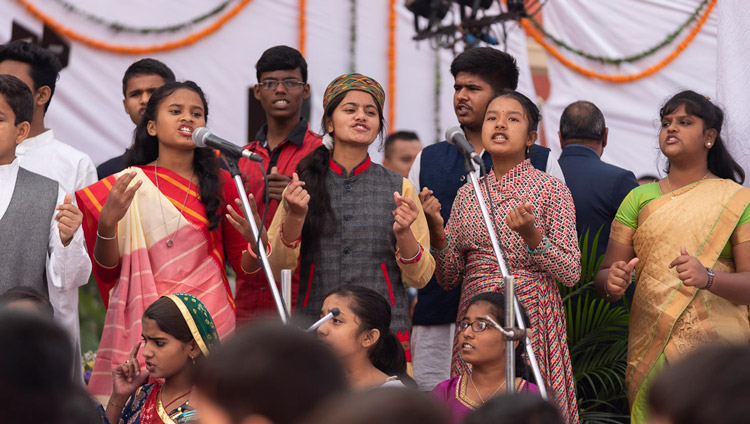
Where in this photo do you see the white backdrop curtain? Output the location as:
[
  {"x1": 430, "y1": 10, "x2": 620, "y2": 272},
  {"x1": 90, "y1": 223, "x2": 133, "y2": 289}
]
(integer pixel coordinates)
[{"x1": 0, "y1": 0, "x2": 534, "y2": 166}]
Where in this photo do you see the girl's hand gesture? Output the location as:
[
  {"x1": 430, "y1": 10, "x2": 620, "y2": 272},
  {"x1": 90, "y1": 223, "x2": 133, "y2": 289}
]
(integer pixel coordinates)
[
  {"x1": 100, "y1": 172, "x2": 142, "y2": 229},
  {"x1": 393, "y1": 192, "x2": 419, "y2": 235},
  {"x1": 669, "y1": 246, "x2": 709, "y2": 288},
  {"x1": 284, "y1": 173, "x2": 309, "y2": 218},
  {"x1": 111, "y1": 342, "x2": 148, "y2": 399},
  {"x1": 506, "y1": 202, "x2": 536, "y2": 237},
  {"x1": 227, "y1": 196, "x2": 266, "y2": 246},
  {"x1": 418, "y1": 188, "x2": 444, "y2": 230}
]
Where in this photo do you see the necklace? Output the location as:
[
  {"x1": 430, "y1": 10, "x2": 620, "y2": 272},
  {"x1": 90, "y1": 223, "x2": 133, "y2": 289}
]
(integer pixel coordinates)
[
  {"x1": 155, "y1": 159, "x2": 194, "y2": 248},
  {"x1": 161, "y1": 388, "x2": 192, "y2": 410},
  {"x1": 469, "y1": 373, "x2": 506, "y2": 404},
  {"x1": 665, "y1": 170, "x2": 710, "y2": 200}
]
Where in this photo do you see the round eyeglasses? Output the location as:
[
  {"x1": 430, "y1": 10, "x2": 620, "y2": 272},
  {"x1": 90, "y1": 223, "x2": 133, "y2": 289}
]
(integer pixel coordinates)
[{"x1": 458, "y1": 320, "x2": 493, "y2": 333}]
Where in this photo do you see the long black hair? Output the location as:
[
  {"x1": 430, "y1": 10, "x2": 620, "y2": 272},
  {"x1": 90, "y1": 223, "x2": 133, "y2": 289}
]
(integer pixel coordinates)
[
  {"x1": 296, "y1": 90, "x2": 386, "y2": 251},
  {"x1": 660, "y1": 90, "x2": 744, "y2": 184},
  {"x1": 325, "y1": 285, "x2": 405, "y2": 377},
  {"x1": 125, "y1": 81, "x2": 223, "y2": 230},
  {"x1": 465, "y1": 292, "x2": 532, "y2": 382}
]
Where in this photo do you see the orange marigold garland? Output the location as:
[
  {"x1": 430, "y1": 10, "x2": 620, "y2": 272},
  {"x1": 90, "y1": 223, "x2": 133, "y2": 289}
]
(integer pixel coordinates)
[
  {"x1": 387, "y1": 0, "x2": 397, "y2": 129},
  {"x1": 298, "y1": 0, "x2": 307, "y2": 56},
  {"x1": 521, "y1": 0, "x2": 716, "y2": 83},
  {"x1": 17, "y1": 0, "x2": 254, "y2": 54}
]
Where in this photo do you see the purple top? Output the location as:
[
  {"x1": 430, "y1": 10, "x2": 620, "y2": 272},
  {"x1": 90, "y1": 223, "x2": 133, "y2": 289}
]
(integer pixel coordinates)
[{"x1": 430, "y1": 374, "x2": 540, "y2": 423}]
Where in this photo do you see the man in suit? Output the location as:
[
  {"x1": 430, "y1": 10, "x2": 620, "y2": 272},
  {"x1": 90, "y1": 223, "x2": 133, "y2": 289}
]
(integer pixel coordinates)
[{"x1": 557, "y1": 101, "x2": 638, "y2": 259}]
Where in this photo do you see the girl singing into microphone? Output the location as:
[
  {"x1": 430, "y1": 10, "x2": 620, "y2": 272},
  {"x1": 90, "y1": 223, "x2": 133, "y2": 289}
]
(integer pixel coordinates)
[
  {"x1": 424, "y1": 90, "x2": 580, "y2": 422},
  {"x1": 76, "y1": 81, "x2": 264, "y2": 400},
  {"x1": 267, "y1": 74, "x2": 434, "y2": 353}
]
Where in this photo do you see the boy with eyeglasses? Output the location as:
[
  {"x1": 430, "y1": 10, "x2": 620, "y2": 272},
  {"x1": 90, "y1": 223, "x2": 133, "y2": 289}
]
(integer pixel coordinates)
[{"x1": 236, "y1": 45, "x2": 321, "y2": 323}]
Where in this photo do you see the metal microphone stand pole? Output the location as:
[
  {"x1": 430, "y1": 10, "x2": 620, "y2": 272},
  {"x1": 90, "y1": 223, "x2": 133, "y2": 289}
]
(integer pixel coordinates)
[
  {"x1": 463, "y1": 158, "x2": 546, "y2": 399},
  {"x1": 224, "y1": 154, "x2": 290, "y2": 324}
]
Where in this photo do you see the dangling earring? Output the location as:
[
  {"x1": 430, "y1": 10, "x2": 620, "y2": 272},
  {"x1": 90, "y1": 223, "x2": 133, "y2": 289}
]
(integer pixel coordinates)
[
  {"x1": 525, "y1": 145, "x2": 530, "y2": 155},
  {"x1": 191, "y1": 356, "x2": 196, "y2": 365}
]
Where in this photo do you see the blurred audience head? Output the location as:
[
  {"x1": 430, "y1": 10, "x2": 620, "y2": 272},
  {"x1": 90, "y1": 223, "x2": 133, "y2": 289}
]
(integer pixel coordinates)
[
  {"x1": 0, "y1": 286, "x2": 54, "y2": 316},
  {"x1": 465, "y1": 393, "x2": 564, "y2": 424},
  {"x1": 306, "y1": 387, "x2": 450, "y2": 424},
  {"x1": 193, "y1": 322, "x2": 346, "y2": 424},
  {"x1": 647, "y1": 345, "x2": 750, "y2": 424},
  {"x1": 0, "y1": 309, "x2": 74, "y2": 423}
]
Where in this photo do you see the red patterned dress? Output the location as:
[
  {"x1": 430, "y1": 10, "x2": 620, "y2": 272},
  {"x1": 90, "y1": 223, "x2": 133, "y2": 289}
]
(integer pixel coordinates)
[{"x1": 435, "y1": 159, "x2": 580, "y2": 423}]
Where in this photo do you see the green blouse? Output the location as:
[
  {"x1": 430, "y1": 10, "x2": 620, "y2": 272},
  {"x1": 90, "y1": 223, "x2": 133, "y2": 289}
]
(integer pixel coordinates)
[{"x1": 614, "y1": 182, "x2": 750, "y2": 259}]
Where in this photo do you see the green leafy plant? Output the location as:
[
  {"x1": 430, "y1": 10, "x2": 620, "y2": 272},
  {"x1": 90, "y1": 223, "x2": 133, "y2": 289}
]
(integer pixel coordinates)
[{"x1": 559, "y1": 228, "x2": 630, "y2": 423}]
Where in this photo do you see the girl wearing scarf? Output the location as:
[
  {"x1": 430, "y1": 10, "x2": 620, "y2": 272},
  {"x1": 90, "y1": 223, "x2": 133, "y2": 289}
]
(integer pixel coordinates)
[
  {"x1": 267, "y1": 73, "x2": 434, "y2": 355},
  {"x1": 105, "y1": 293, "x2": 220, "y2": 424}
]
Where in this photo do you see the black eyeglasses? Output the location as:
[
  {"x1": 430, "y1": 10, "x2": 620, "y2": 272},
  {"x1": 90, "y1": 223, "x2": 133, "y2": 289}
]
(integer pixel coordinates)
[
  {"x1": 458, "y1": 320, "x2": 493, "y2": 333},
  {"x1": 258, "y1": 79, "x2": 305, "y2": 90}
]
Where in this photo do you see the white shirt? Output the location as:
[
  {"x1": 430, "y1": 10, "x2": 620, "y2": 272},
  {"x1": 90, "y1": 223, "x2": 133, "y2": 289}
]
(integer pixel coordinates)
[
  {"x1": 16, "y1": 129, "x2": 98, "y2": 194},
  {"x1": 408, "y1": 145, "x2": 566, "y2": 191}
]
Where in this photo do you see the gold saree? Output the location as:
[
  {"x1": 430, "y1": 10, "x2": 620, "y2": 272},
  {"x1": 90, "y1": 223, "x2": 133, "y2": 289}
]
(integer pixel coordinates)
[{"x1": 610, "y1": 179, "x2": 750, "y2": 407}]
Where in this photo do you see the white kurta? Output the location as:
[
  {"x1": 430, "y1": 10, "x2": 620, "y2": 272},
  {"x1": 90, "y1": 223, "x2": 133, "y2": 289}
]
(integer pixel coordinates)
[{"x1": 14, "y1": 130, "x2": 96, "y2": 377}]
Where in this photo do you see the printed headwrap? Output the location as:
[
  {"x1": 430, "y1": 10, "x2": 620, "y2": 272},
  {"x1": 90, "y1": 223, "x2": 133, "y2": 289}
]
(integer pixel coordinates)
[
  {"x1": 164, "y1": 293, "x2": 220, "y2": 356},
  {"x1": 322, "y1": 73, "x2": 385, "y2": 112}
]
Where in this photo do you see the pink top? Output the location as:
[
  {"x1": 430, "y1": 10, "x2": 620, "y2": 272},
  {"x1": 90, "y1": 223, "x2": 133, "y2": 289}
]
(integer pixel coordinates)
[{"x1": 431, "y1": 374, "x2": 540, "y2": 423}]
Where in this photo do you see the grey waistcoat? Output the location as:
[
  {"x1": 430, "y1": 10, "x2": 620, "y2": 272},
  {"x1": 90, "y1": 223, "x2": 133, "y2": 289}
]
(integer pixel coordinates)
[
  {"x1": 0, "y1": 167, "x2": 58, "y2": 297},
  {"x1": 297, "y1": 161, "x2": 411, "y2": 333}
]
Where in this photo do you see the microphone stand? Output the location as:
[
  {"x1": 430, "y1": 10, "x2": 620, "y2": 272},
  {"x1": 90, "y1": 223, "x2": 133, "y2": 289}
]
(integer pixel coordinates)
[
  {"x1": 463, "y1": 157, "x2": 547, "y2": 399},
  {"x1": 224, "y1": 154, "x2": 290, "y2": 324}
]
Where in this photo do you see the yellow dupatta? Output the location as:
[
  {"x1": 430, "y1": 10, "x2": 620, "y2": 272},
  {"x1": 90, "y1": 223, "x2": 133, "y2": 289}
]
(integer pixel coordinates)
[{"x1": 611, "y1": 179, "x2": 750, "y2": 404}]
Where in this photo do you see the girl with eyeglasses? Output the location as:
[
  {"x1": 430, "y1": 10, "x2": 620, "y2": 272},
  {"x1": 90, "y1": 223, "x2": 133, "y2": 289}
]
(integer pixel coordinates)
[{"x1": 431, "y1": 292, "x2": 538, "y2": 423}]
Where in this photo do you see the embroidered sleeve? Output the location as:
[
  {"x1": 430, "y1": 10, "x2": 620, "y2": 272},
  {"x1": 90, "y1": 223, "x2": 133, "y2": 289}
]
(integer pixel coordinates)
[{"x1": 530, "y1": 181, "x2": 581, "y2": 286}]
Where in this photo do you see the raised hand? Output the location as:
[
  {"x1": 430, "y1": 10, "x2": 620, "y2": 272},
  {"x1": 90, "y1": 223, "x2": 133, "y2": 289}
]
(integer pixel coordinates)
[
  {"x1": 284, "y1": 172, "x2": 309, "y2": 218},
  {"x1": 606, "y1": 257, "x2": 639, "y2": 297},
  {"x1": 226, "y1": 196, "x2": 268, "y2": 251},
  {"x1": 393, "y1": 191, "x2": 419, "y2": 235},
  {"x1": 506, "y1": 202, "x2": 536, "y2": 237},
  {"x1": 669, "y1": 246, "x2": 709, "y2": 288},
  {"x1": 55, "y1": 193, "x2": 83, "y2": 246},
  {"x1": 418, "y1": 187, "x2": 443, "y2": 230},
  {"x1": 267, "y1": 166, "x2": 292, "y2": 202},
  {"x1": 100, "y1": 171, "x2": 142, "y2": 230},
  {"x1": 111, "y1": 342, "x2": 148, "y2": 399}
]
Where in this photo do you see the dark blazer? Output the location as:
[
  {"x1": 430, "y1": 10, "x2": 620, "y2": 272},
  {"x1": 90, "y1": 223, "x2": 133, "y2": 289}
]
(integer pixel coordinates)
[{"x1": 558, "y1": 144, "x2": 638, "y2": 258}]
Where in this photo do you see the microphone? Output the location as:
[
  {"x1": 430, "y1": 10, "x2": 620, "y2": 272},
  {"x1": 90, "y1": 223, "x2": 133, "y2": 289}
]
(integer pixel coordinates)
[
  {"x1": 306, "y1": 308, "x2": 341, "y2": 332},
  {"x1": 192, "y1": 127, "x2": 262, "y2": 162},
  {"x1": 445, "y1": 126, "x2": 483, "y2": 168}
]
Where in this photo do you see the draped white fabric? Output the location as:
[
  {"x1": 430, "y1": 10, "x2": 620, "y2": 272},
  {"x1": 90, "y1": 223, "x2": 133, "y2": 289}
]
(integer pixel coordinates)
[
  {"x1": 716, "y1": 0, "x2": 750, "y2": 184},
  {"x1": 542, "y1": 0, "x2": 724, "y2": 177},
  {"x1": 0, "y1": 0, "x2": 534, "y2": 165}
]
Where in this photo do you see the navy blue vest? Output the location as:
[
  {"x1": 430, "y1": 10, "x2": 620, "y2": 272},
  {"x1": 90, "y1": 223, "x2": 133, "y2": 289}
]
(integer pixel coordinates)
[{"x1": 412, "y1": 142, "x2": 549, "y2": 325}]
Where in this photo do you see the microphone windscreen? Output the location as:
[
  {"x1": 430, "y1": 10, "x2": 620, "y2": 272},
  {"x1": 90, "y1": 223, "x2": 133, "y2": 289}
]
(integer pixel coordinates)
[
  {"x1": 192, "y1": 127, "x2": 210, "y2": 147},
  {"x1": 331, "y1": 307, "x2": 341, "y2": 317},
  {"x1": 445, "y1": 126, "x2": 464, "y2": 143}
]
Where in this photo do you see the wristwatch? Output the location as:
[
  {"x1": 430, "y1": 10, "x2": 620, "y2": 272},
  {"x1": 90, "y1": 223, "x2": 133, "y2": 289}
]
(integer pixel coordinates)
[{"x1": 704, "y1": 267, "x2": 715, "y2": 290}]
